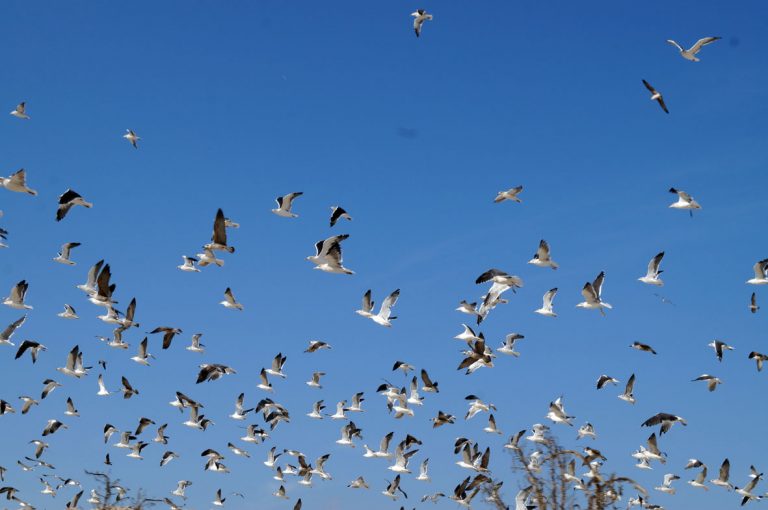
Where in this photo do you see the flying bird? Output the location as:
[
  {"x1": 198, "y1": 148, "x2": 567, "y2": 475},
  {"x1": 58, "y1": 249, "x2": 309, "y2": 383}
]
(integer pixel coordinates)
[
  {"x1": 746, "y1": 259, "x2": 768, "y2": 285},
  {"x1": 53, "y1": 242, "x2": 81, "y2": 265},
  {"x1": 642, "y1": 413, "x2": 687, "y2": 435},
  {"x1": 666, "y1": 36, "x2": 721, "y2": 62},
  {"x1": 272, "y1": 192, "x2": 303, "y2": 218},
  {"x1": 669, "y1": 188, "x2": 701, "y2": 216},
  {"x1": 638, "y1": 252, "x2": 665, "y2": 286},
  {"x1": 205, "y1": 208, "x2": 235, "y2": 253},
  {"x1": 220, "y1": 288, "x2": 243, "y2": 310},
  {"x1": 411, "y1": 9, "x2": 433, "y2": 38},
  {"x1": 642, "y1": 79, "x2": 669, "y2": 114},
  {"x1": 577, "y1": 271, "x2": 611, "y2": 315},
  {"x1": 534, "y1": 288, "x2": 558, "y2": 317},
  {"x1": 307, "y1": 234, "x2": 354, "y2": 274},
  {"x1": 329, "y1": 206, "x2": 352, "y2": 227},
  {"x1": 528, "y1": 240, "x2": 559, "y2": 269},
  {"x1": 1, "y1": 169, "x2": 37, "y2": 195},
  {"x1": 123, "y1": 129, "x2": 140, "y2": 148},
  {"x1": 56, "y1": 190, "x2": 93, "y2": 221},
  {"x1": 494, "y1": 185, "x2": 523, "y2": 203},
  {"x1": 10, "y1": 102, "x2": 29, "y2": 119}
]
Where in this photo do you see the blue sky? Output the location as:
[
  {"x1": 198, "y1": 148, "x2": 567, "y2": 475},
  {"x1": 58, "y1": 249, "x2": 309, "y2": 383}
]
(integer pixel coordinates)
[{"x1": 1, "y1": 1, "x2": 768, "y2": 509}]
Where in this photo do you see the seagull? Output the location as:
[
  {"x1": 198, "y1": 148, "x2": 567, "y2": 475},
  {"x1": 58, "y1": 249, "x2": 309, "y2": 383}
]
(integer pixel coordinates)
[
  {"x1": 577, "y1": 422, "x2": 597, "y2": 440},
  {"x1": 504, "y1": 429, "x2": 526, "y2": 449},
  {"x1": 688, "y1": 466, "x2": 709, "y2": 490},
  {"x1": 497, "y1": 333, "x2": 524, "y2": 357},
  {"x1": 307, "y1": 234, "x2": 354, "y2": 274},
  {"x1": 10, "y1": 102, "x2": 29, "y2": 119},
  {"x1": 177, "y1": 256, "x2": 200, "y2": 272},
  {"x1": 577, "y1": 271, "x2": 611, "y2": 315},
  {"x1": 534, "y1": 288, "x2": 558, "y2": 317},
  {"x1": 411, "y1": 9, "x2": 433, "y2": 38},
  {"x1": 306, "y1": 371, "x2": 324, "y2": 389},
  {"x1": 196, "y1": 247, "x2": 223, "y2": 267},
  {"x1": 382, "y1": 474, "x2": 407, "y2": 500},
  {"x1": 329, "y1": 206, "x2": 352, "y2": 227},
  {"x1": 307, "y1": 400, "x2": 325, "y2": 419},
  {"x1": 669, "y1": 188, "x2": 701, "y2": 216},
  {"x1": 735, "y1": 475, "x2": 763, "y2": 505},
  {"x1": 655, "y1": 474, "x2": 680, "y2": 495},
  {"x1": 747, "y1": 259, "x2": 768, "y2": 285},
  {"x1": 420, "y1": 369, "x2": 439, "y2": 393},
  {"x1": 431, "y1": 410, "x2": 456, "y2": 428},
  {"x1": 546, "y1": 396, "x2": 574, "y2": 426},
  {"x1": 96, "y1": 374, "x2": 111, "y2": 396},
  {"x1": 483, "y1": 414, "x2": 502, "y2": 434},
  {"x1": 186, "y1": 333, "x2": 205, "y2": 353},
  {"x1": 42, "y1": 419, "x2": 68, "y2": 437},
  {"x1": 3, "y1": 281, "x2": 32, "y2": 309},
  {"x1": 150, "y1": 327, "x2": 183, "y2": 350},
  {"x1": 596, "y1": 375, "x2": 619, "y2": 390},
  {"x1": 205, "y1": 208, "x2": 235, "y2": 253},
  {"x1": 642, "y1": 79, "x2": 669, "y2": 114},
  {"x1": 15, "y1": 340, "x2": 46, "y2": 363},
  {"x1": 629, "y1": 342, "x2": 657, "y2": 357},
  {"x1": 749, "y1": 351, "x2": 768, "y2": 372},
  {"x1": 709, "y1": 339, "x2": 734, "y2": 362},
  {"x1": 271, "y1": 192, "x2": 303, "y2": 218},
  {"x1": 750, "y1": 292, "x2": 759, "y2": 313},
  {"x1": 130, "y1": 338, "x2": 154, "y2": 366},
  {"x1": 220, "y1": 288, "x2": 243, "y2": 310},
  {"x1": 667, "y1": 37, "x2": 721, "y2": 62},
  {"x1": 692, "y1": 374, "x2": 722, "y2": 392},
  {"x1": 41, "y1": 378, "x2": 62, "y2": 399},
  {"x1": 455, "y1": 324, "x2": 481, "y2": 341},
  {"x1": 121, "y1": 376, "x2": 139, "y2": 398},
  {"x1": 257, "y1": 368, "x2": 273, "y2": 392},
  {"x1": 56, "y1": 345, "x2": 88, "y2": 378},
  {"x1": 56, "y1": 190, "x2": 93, "y2": 221},
  {"x1": 348, "y1": 476, "x2": 370, "y2": 489},
  {"x1": 197, "y1": 364, "x2": 236, "y2": 384},
  {"x1": 265, "y1": 352, "x2": 287, "y2": 378},
  {"x1": 123, "y1": 129, "x2": 140, "y2": 148},
  {"x1": 494, "y1": 185, "x2": 523, "y2": 203},
  {"x1": 641, "y1": 413, "x2": 687, "y2": 435},
  {"x1": 528, "y1": 240, "x2": 559, "y2": 270},
  {"x1": 710, "y1": 459, "x2": 733, "y2": 489},
  {"x1": 58, "y1": 304, "x2": 79, "y2": 320},
  {"x1": 639, "y1": 252, "x2": 665, "y2": 286},
  {"x1": 1, "y1": 169, "x2": 37, "y2": 195},
  {"x1": 367, "y1": 289, "x2": 400, "y2": 327},
  {"x1": 53, "y1": 242, "x2": 81, "y2": 265},
  {"x1": 618, "y1": 373, "x2": 636, "y2": 404},
  {"x1": 416, "y1": 458, "x2": 431, "y2": 481},
  {"x1": 0, "y1": 315, "x2": 27, "y2": 345},
  {"x1": 456, "y1": 300, "x2": 480, "y2": 317},
  {"x1": 304, "y1": 340, "x2": 331, "y2": 353}
]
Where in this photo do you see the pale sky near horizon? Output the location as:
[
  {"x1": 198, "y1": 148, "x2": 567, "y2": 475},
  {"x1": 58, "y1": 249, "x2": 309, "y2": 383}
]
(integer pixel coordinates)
[{"x1": 1, "y1": 2, "x2": 768, "y2": 509}]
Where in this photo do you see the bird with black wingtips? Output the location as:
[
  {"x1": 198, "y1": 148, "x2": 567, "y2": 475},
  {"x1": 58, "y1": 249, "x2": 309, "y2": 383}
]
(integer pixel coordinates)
[
  {"x1": 411, "y1": 9, "x2": 432, "y2": 38},
  {"x1": 642, "y1": 79, "x2": 669, "y2": 113},
  {"x1": 1, "y1": 169, "x2": 37, "y2": 195},
  {"x1": 329, "y1": 206, "x2": 352, "y2": 227},
  {"x1": 205, "y1": 208, "x2": 235, "y2": 253},
  {"x1": 271, "y1": 192, "x2": 303, "y2": 218},
  {"x1": 667, "y1": 36, "x2": 721, "y2": 61},
  {"x1": 641, "y1": 413, "x2": 687, "y2": 435},
  {"x1": 56, "y1": 189, "x2": 93, "y2": 221}
]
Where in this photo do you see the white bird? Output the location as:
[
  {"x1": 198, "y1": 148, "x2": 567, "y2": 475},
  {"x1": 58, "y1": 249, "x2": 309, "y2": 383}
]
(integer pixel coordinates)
[
  {"x1": 534, "y1": 287, "x2": 558, "y2": 317},
  {"x1": 497, "y1": 333, "x2": 524, "y2": 357},
  {"x1": 639, "y1": 252, "x2": 665, "y2": 286},
  {"x1": 688, "y1": 466, "x2": 708, "y2": 490},
  {"x1": 655, "y1": 474, "x2": 680, "y2": 495},
  {"x1": 220, "y1": 288, "x2": 243, "y2": 310},
  {"x1": 577, "y1": 271, "x2": 611, "y2": 316},
  {"x1": 329, "y1": 206, "x2": 352, "y2": 227},
  {"x1": 494, "y1": 185, "x2": 523, "y2": 203},
  {"x1": 0, "y1": 314, "x2": 27, "y2": 346},
  {"x1": 366, "y1": 289, "x2": 400, "y2": 327},
  {"x1": 196, "y1": 247, "x2": 224, "y2": 267},
  {"x1": 306, "y1": 371, "x2": 325, "y2": 389},
  {"x1": 668, "y1": 187, "x2": 701, "y2": 215},
  {"x1": 307, "y1": 400, "x2": 325, "y2": 419},
  {"x1": 411, "y1": 9, "x2": 433, "y2": 38},
  {"x1": 56, "y1": 189, "x2": 93, "y2": 222},
  {"x1": 667, "y1": 37, "x2": 721, "y2": 62},
  {"x1": 710, "y1": 459, "x2": 733, "y2": 489},
  {"x1": 483, "y1": 414, "x2": 503, "y2": 434},
  {"x1": 528, "y1": 239, "x2": 559, "y2": 270},
  {"x1": 1, "y1": 169, "x2": 37, "y2": 195},
  {"x1": 10, "y1": 102, "x2": 29, "y2": 119},
  {"x1": 130, "y1": 338, "x2": 154, "y2": 366},
  {"x1": 455, "y1": 300, "x2": 480, "y2": 317},
  {"x1": 747, "y1": 259, "x2": 768, "y2": 285},
  {"x1": 123, "y1": 129, "x2": 140, "y2": 148},
  {"x1": 271, "y1": 192, "x2": 303, "y2": 218},
  {"x1": 96, "y1": 374, "x2": 111, "y2": 396},
  {"x1": 3, "y1": 280, "x2": 32, "y2": 309},
  {"x1": 53, "y1": 243, "x2": 81, "y2": 265},
  {"x1": 307, "y1": 234, "x2": 354, "y2": 274},
  {"x1": 416, "y1": 458, "x2": 430, "y2": 481},
  {"x1": 58, "y1": 304, "x2": 79, "y2": 320},
  {"x1": 618, "y1": 374, "x2": 636, "y2": 404},
  {"x1": 546, "y1": 396, "x2": 574, "y2": 426},
  {"x1": 692, "y1": 374, "x2": 722, "y2": 392},
  {"x1": 177, "y1": 256, "x2": 200, "y2": 272},
  {"x1": 186, "y1": 333, "x2": 205, "y2": 353},
  {"x1": 454, "y1": 323, "x2": 481, "y2": 341},
  {"x1": 643, "y1": 79, "x2": 669, "y2": 114},
  {"x1": 577, "y1": 423, "x2": 597, "y2": 440}
]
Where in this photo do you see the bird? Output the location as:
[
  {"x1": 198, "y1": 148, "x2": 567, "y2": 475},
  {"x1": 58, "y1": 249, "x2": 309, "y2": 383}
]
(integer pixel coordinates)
[
  {"x1": 669, "y1": 188, "x2": 701, "y2": 216},
  {"x1": 534, "y1": 287, "x2": 558, "y2": 317},
  {"x1": 329, "y1": 206, "x2": 352, "y2": 227},
  {"x1": 186, "y1": 333, "x2": 205, "y2": 353},
  {"x1": 306, "y1": 371, "x2": 325, "y2": 389},
  {"x1": 750, "y1": 292, "x2": 759, "y2": 313},
  {"x1": 41, "y1": 379, "x2": 62, "y2": 399},
  {"x1": 14, "y1": 340, "x2": 46, "y2": 363},
  {"x1": 1, "y1": 315, "x2": 27, "y2": 345},
  {"x1": 271, "y1": 192, "x2": 303, "y2": 218},
  {"x1": 130, "y1": 337, "x2": 154, "y2": 366},
  {"x1": 630, "y1": 341, "x2": 657, "y2": 355},
  {"x1": 546, "y1": 396, "x2": 574, "y2": 426},
  {"x1": 205, "y1": 208, "x2": 236, "y2": 253},
  {"x1": 655, "y1": 473, "x2": 680, "y2": 495},
  {"x1": 121, "y1": 376, "x2": 139, "y2": 398},
  {"x1": 150, "y1": 327, "x2": 183, "y2": 349},
  {"x1": 497, "y1": 333, "x2": 524, "y2": 357},
  {"x1": 642, "y1": 79, "x2": 669, "y2": 114},
  {"x1": 577, "y1": 271, "x2": 611, "y2": 316},
  {"x1": 10, "y1": 102, "x2": 29, "y2": 119},
  {"x1": 197, "y1": 364, "x2": 236, "y2": 384},
  {"x1": 411, "y1": 9, "x2": 433, "y2": 38},
  {"x1": 123, "y1": 129, "x2": 140, "y2": 148},
  {"x1": 304, "y1": 340, "x2": 331, "y2": 353},
  {"x1": 666, "y1": 37, "x2": 721, "y2": 61},
  {"x1": 364, "y1": 289, "x2": 400, "y2": 327},
  {"x1": 749, "y1": 351, "x2": 768, "y2": 372},
  {"x1": 420, "y1": 369, "x2": 439, "y2": 393},
  {"x1": 596, "y1": 375, "x2": 619, "y2": 390},
  {"x1": 577, "y1": 422, "x2": 597, "y2": 440},
  {"x1": 56, "y1": 190, "x2": 93, "y2": 221},
  {"x1": 220, "y1": 287, "x2": 243, "y2": 310},
  {"x1": 641, "y1": 413, "x2": 687, "y2": 435},
  {"x1": 177, "y1": 256, "x2": 200, "y2": 272},
  {"x1": 618, "y1": 373, "x2": 636, "y2": 404},
  {"x1": 708, "y1": 339, "x2": 734, "y2": 362},
  {"x1": 746, "y1": 259, "x2": 768, "y2": 285},
  {"x1": 307, "y1": 234, "x2": 354, "y2": 274},
  {"x1": 638, "y1": 252, "x2": 665, "y2": 286},
  {"x1": 688, "y1": 466, "x2": 709, "y2": 490},
  {"x1": 710, "y1": 459, "x2": 733, "y2": 489},
  {"x1": 1, "y1": 169, "x2": 37, "y2": 195},
  {"x1": 692, "y1": 374, "x2": 722, "y2": 392},
  {"x1": 42, "y1": 419, "x2": 68, "y2": 436},
  {"x1": 528, "y1": 239, "x2": 559, "y2": 269},
  {"x1": 494, "y1": 185, "x2": 523, "y2": 203},
  {"x1": 58, "y1": 304, "x2": 79, "y2": 320},
  {"x1": 53, "y1": 242, "x2": 81, "y2": 265},
  {"x1": 3, "y1": 281, "x2": 32, "y2": 310}
]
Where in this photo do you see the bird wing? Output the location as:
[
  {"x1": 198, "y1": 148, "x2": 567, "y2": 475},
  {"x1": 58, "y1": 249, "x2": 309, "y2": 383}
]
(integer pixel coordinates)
[
  {"x1": 581, "y1": 283, "x2": 598, "y2": 303},
  {"x1": 212, "y1": 208, "x2": 227, "y2": 245},
  {"x1": 378, "y1": 289, "x2": 400, "y2": 319},
  {"x1": 536, "y1": 239, "x2": 550, "y2": 260},
  {"x1": 648, "y1": 252, "x2": 664, "y2": 277},
  {"x1": 361, "y1": 289, "x2": 373, "y2": 313},
  {"x1": 666, "y1": 39, "x2": 684, "y2": 51},
  {"x1": 543, "y1": 288, "x2": 558, "y2": 308},
  {"x1": 642, "y1": 79, "x2": 657, "y2": 93},
  {"x1": 475, "y1": 269, "x2": 506, "y2": 284},
  {"x1": 592, "y1": 272, "x2": 606, "y2": 298},
  {"x1": 690, "y1": 36, "x2": 721, "y2": 54}
]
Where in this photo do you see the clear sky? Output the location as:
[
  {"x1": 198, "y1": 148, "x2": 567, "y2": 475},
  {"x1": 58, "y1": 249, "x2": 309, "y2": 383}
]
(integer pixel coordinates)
[{"x1": 1, "y1": 1, "x2": 768, "y2": 509}]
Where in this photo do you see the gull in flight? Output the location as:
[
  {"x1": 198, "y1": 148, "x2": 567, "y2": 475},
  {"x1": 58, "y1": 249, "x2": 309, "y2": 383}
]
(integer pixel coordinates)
[
  {"x1": 546, "y1": 396, "x2": 574, "y2": 426},
  {"x1": 10, "y1": 102, "x2": 29, "y2": 119},
  {"x1": 411, "y1": 9, "x2": 433, "y2": 38},
  {"x1": 123, "y1": 129, "x2": 140, "y2": 148},
  {"x1": 655, "y1": 473, "x2": 680, "y2": 495},
  {"x1": 220, "y1": 288, "x2": 243, "y2": 310},
  {"x1": 618, "y1": 373, "x2": 636, "y2": 404},
  {"x1": 534, "y1": 288, "x2": 558, "y2": 317},
  {"x1": 748, "y1": 351, "x2": 767, "y2": 372},
  {"x1": 329, "y1": 206, "x2": 352, "y2": 227},
  {"x1": 708, "y1": 339, "x2": 734, "y2": 362},
  {"x1": 272, "y1": 192, "x2": 303, "y2": 218},
  {"x1": 494, "y1": 185, "x2": 523, "y2": 203},
  {"x1": 196, "y1": 247, "x2": 224, "y2": 267},
  {"x1": 1, "y1": 169, "x2": 37, "y2": 195},
  {"x1": 692, "y1": 374, "x2": 722, "y2": 392},
  {"x1": 53, "y1": 243, "x2": 81, "y2": 265},
  {"x1": 746, "y1": 259, "x2": 768, "y2": 285},
  {"x1": 456, "y1": 300, "x2": 480, "y2": 317},
  {"x1": 177, "y1": 256, "x2": 200, "y2": 272},
  {"x1": 667, "y1": 37, "x2": 721, "y2": 62},
  {"x1": 358, "y1": 289, "x2": 399, "y2": 326},
  {"x1": 186, "y1": 333, "x2": 205, "y2": 353},
  {"x1": 475, "y1": 268, "x2": 524, "y2": 322},
  {"x1": 750, "y1": 292, "x2": 759, "y2": 313},
  {"x1": 205, "y1": 208, "x2": 235, "y2": 253},
  {"x1": 528, "y1": 240, "x2": 559, "y2": 269},
  {"x1": 577, "y1": 271, "x2": 611, "y2": 316},
  {"x1": 3, "y1": 281, "x2": 32, "y2": 310},
  {"x1": 15, "y1": 340, "x2": 46, "y2": 363},
  {"x1": 710, "y1": 459, "x2": 733, "y2": 489},
  {"x1": 0, "y1": 315, "x2": 27, "y2": 345},
  {"x1": 304, "y1": 340, "x2": 331, "y2": 353},
  {"x1": 497, "y1": 333, "x2": 524, "y2": 357},
  {"x1": 642, "y1": 412, "x2": 687, "y2": 435},
  {"x1": 642, "y1": 79, "x2": 669, "y2": 114},
  {"x1": 307, "y1": 234, "x2": 354, "y2": 274},
  {"x1": 630, "y1": 341, "x2": 657, "y2": 355},
  {"x1": 638, "y1": 252, "x2": 665, "y2": 286},
  {"x1": 669, "y1": 187, "x2": 701, "y2": 216},
  {"x1": 56, "y1": 190, "x2": 93, "y2": 221}
]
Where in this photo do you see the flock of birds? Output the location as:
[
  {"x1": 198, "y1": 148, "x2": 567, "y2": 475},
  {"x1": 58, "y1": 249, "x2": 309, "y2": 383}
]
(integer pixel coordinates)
[{"x1": 0, "y1": 9, "x2": 764, "y2": 510}]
